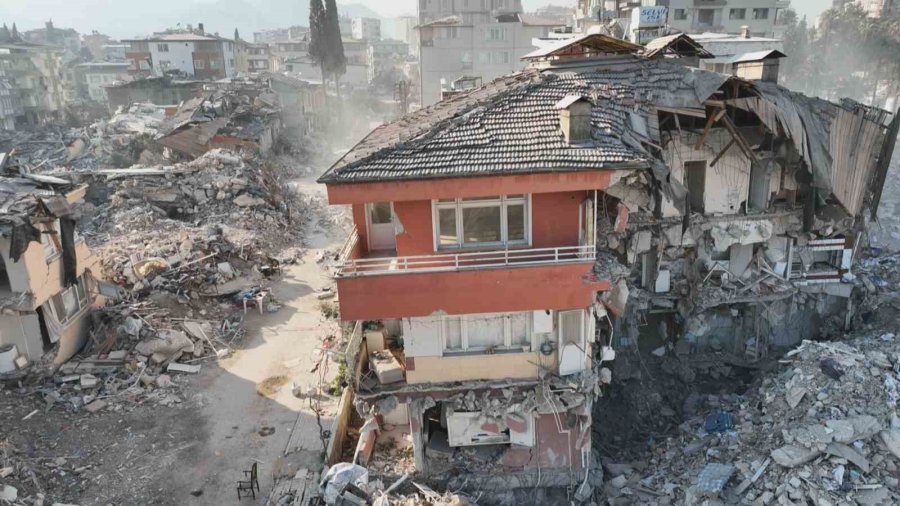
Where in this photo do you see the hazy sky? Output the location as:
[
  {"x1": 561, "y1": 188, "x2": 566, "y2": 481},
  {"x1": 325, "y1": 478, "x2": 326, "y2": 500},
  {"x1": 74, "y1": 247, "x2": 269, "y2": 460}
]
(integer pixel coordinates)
[{"x1": 0, "y1": 0, "x2": 833, "y2": 38}]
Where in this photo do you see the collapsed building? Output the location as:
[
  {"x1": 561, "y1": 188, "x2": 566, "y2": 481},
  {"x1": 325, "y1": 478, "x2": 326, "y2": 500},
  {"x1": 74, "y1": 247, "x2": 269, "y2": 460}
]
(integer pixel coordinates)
[
  {"x1": 316, "y1": 32, "x2": 900, "y2": 500},
  {"x1": 156, "y1": 90, "x2": 282, "y2": 160},
  {"x1": 0, "y1": 156, "x2": 102, "y2": 371}
]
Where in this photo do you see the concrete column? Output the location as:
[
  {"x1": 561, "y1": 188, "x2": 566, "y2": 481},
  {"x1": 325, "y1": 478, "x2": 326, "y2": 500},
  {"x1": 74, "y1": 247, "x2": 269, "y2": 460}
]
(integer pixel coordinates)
[{"x1": 408, "y1": 398, "x2": 427, "y2": 473}]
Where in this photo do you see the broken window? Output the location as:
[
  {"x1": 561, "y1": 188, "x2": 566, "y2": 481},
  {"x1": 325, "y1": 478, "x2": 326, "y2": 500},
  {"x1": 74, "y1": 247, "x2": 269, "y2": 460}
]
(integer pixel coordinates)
[
  {"x1": 433, "y1": 195, "x2": 529, "y2": 250},
  {"x1": 753, "y1": 8, "x2": 769, "y2": 19},
  {"x1": 47, "y1": 275, "x2": 89, "y2": 325},
  {"x1": 729, "y1": 8, "x2": 746, "y2": 19},
  {"x1": 684, "y1": 161, "x2": 707, "y2": 213},
  {"x1": 441, "y1": 312, "x2": 533, "y2": 354},
  {"x1": 698, "y1": 9, "x2": 715, "y2": 25}
]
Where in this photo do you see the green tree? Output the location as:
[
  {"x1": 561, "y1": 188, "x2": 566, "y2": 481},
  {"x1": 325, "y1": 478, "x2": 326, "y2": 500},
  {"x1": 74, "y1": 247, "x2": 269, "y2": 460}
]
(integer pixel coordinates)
[
  {"x1": 308, "y1": 0, "x2": 327, "y2": 83},
  {"x1": 11, "y1": 23, "x2": 19, "y2": 41},
  {"x1": 234, "y1": 28, "x2": 240, "y2": 41},
  {"x1": 323, "y1": 0, "x2": 346, "y2": 94},
  {"x1": 0, "y1": 24, "x2": 10, "y2": 43}
]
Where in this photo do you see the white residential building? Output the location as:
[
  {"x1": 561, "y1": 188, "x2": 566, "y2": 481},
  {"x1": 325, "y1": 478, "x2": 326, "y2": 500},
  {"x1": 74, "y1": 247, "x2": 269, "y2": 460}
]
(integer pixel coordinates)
[
  {"x1": 666, "y1": 0, "x2": 792, "y2": 37},
  {"x1": 352, "y1": 17, "x2": 382, "y2": 42},
  {"x1": 417, "y1": 13, "x2": 561, "y2": 105},
  {"x1": 124, "y1": 32, "x2": 237, "y2": 79},
  {"x1": 419, "y1": 0, "x2": 524, "y2": 24},
  {"x1": 690, "y1": 31, "x2": 784, "y2": 71}
]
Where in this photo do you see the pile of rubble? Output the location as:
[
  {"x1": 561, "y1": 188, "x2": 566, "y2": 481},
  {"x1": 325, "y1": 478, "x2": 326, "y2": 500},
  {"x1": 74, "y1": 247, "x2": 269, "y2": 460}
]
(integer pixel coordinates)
[
  {"x1": 77, "y1": 149, "x2": 304, "y2": 292},
  {"x1": 18, "y1": 300, "x2": 243, "y2": 415},
  {"x1": 320, "y1": 466, "x2": 477, "y2": 506},
  {"x1": 601, "y1": 331, "x2": 900, "y2": 505},
  {"x1": 0, "y1": 103, "x2": 168, "y2": 172}
]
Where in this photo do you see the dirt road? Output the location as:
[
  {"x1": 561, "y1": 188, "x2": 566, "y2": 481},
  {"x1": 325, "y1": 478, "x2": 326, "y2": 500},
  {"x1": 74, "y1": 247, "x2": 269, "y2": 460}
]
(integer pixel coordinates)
[{"x1": 0, "y1": 171, "x2": 347, "y2": 505}]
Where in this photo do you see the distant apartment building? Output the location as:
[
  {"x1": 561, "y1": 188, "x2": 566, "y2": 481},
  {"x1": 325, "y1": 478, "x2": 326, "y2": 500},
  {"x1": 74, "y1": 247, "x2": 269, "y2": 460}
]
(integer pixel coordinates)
[
  {"x1": 21, "y1": 21, "x2": 80, "y2": 62},
  {"x1": 0, "y1": 80, "x2": 14, "y2": 130},
  {"x1": 665, "y1": 0, "x2": 791, "y2": 37},
  {"x1": 82, "y1": 31, "x2": 112, "y2": 60},
  {"x1": 394, "y1": 16, "x2": 419, "y2": 56},
  {"x1": 124, "y1": 29, "x2": 237, "y2": 80},
  {"x1": 243, "y1": 42, "x2": 275, "y2": 72},
  {"x1": 281, "y1": 37, "x2": 369, "y2": 87},
  {"x1": 253, "y1": 26, "x2": 308, "y2": 44},
  {"x1": 352, "y1": 17, "x2": 382, "y2": 42},
  {"x1": 419, "y1": 0, "x2": 524, "y2": 24},
  {"x1": 73, "y1": 62, "x2": 131, "y2": 102},
  {"x1": 340, "y1": 15, "x2": 353, "y2": 37},
  {"x1": 0, "y1": 40, "x2": 66, "y2": 127},
  {"x1": 417, "y1": 13, "x2": 561, "y2": 105},
  {"x1": 272, "y1": 39, "x2": 309, "y2": 69},
  {"x1": 368, "y1": 39, "x2": 410, "y2": 81}
]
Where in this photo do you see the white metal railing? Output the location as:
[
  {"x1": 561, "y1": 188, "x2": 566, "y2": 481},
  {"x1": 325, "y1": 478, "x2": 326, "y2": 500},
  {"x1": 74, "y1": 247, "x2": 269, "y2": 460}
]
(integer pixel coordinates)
[
  {"x1": 337, "y1": 242, "x2": 596, "y2": 277},
  {"x1": 338, "y1": 226, "x2": 360, "y2": 265}
]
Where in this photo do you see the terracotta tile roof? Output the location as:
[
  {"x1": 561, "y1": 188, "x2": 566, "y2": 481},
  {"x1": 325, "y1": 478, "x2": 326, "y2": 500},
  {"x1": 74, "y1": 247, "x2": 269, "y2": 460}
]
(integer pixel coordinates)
[{"x1": 320, "y1": 58, "x2": 723, "y2": 184}]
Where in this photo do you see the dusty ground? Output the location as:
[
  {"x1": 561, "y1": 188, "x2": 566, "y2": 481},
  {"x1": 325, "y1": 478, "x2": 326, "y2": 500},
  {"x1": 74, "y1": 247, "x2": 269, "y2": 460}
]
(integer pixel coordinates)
[{"x1": 0, "y1": 164, "x2": 348, "y2": 505}]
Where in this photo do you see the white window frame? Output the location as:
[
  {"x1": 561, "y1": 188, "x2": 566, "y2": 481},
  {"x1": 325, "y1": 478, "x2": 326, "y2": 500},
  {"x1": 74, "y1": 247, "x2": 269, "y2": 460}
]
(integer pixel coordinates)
[
  {"x1": 157, "y1": 43, "x2": 169, "y2": 53},
  {"x1": 432, "y1": 194, "x2": 531, "y2": 251},
  {"x1": 440, "y1": 312, "x2": 534, "y2": 355},
  {"x1": 557, "y1": 310, "x2": 586, "y2": 347},
  {"x1": 46, "y1": 275, "x2": 90, "y2": 326}
]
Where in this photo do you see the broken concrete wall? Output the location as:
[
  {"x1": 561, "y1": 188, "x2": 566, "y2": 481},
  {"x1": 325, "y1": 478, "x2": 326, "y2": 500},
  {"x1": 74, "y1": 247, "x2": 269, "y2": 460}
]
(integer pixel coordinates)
[
  {"x1": 0, "y1": 312, "x2": 41, "y2": 362},
  {"x1": 663, "y1": 129, "x2": 753, "y2": 216}
]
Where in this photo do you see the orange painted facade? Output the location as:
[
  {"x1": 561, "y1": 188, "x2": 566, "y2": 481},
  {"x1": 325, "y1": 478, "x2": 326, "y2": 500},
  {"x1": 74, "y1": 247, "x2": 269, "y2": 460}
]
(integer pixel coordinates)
[
  {"x1": 336, "y1": 264, "x2": 608, "y2": 321},
  {"x1": 338, "y1": 186, "x2": 609, "y2": 321},
  {"x1": 351, "y1": 191, "x2": 589, "y2": 258},
  {"x1": 326, "y1": 170, "x2": 615, "y2": 205}
]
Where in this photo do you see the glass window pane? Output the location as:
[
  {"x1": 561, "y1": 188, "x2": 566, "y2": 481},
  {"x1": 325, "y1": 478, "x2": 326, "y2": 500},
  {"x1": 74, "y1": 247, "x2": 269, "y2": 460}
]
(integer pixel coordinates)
[
  {"x1": 61, "y1": 287, "x2": 79, "y2": 320},
  {"x1": 370, "y1": 203, "x2": 392, "y2": 224},
  {"x1": 444, "y1": 317, "x2": 462, "y2": 350},
  {"x1": 461, "y1": 195, "x2": 500, "y2": 202},
  {"x1": 505, "y1": 194, "x2": 525, "y2": 200},
  {"x1": 439, "y1": 208, "x2": 458, "y2": 246},
  {"x1": 467, "y1": 315, "x2": 504, "y2": 348},
  {"x1": 510, "y1": 313, "x2": 530, "y2": 347},
  {"x1": 462, "y1": 206, "x2": 501, "y2": 244},
  {"x1": 507, "y1": 204, "x2": 525, "y2": 242}
]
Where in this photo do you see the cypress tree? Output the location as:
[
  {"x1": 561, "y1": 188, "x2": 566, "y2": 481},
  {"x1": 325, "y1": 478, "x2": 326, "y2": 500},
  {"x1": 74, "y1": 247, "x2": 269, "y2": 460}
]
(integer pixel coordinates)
[
  {"x1": 11, "y1": 23, "x2": 19, "y2": 41},
  {"x1": 323, "y1": 0, "x2": 346, "y2": 93},
  {"x1": 0, "y1": 24, "x2": 10, "y2": 43},
  {"x1": 234, "y1": 28, "x2": 240, "y2": 41},
  {"x1": 308, "y1": 0, "x2": 327, "y2": 83}
]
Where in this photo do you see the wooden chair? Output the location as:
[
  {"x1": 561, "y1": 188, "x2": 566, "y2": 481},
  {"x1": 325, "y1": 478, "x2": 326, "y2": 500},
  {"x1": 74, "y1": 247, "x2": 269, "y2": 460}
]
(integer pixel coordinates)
[{"x1": 237, "y1": 462, "x2": 260, "y2": 500}]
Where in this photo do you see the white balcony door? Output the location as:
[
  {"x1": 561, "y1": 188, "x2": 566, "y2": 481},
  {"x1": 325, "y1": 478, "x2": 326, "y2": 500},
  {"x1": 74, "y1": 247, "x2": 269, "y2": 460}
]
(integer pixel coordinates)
[
  {"x1": 367, "y1": 202, "x2": 396, "y2": 251},
  {"x1": 558, "y1": 310, "x2": 587, "y2": 376}
]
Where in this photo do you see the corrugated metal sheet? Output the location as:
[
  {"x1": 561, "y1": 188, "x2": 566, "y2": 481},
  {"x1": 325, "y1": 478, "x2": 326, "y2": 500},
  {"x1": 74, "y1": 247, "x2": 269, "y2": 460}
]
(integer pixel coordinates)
[{"x1": 729, "y1": 87, "x2": 890, "y2": 216}]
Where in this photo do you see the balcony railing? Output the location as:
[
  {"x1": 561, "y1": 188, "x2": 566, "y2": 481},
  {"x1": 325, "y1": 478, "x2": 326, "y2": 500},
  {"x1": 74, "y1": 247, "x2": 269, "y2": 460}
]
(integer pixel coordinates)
[{"x1": 337, "y1": 236, "x2": 596, "y2": 277}]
